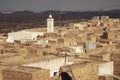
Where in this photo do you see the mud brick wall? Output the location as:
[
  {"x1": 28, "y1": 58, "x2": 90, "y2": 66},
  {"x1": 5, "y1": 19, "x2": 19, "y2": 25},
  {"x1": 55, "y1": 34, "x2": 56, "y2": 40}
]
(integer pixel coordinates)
[
  {"x1": 44, "y1": 33, "x2": 57, "y2": 38},
  {"x1": 108, "y1": 32, "x2": 116, "y2": 40},
  {"x1": 102, "y1": 53, "x2": 111, "y2": 61},
  {"x1": 59, "y1": 62, "x2": 98, "y2": 80},
  {"x1": 2, "y1": 70, "x2": 32, "y2": 80},
  {"x1": 2, "y1": 69, "x2": 50, "y2": 80},
  {"x1": 89, "y1": 53, "x2": 110, "y2": 61},
  {"x1": 51, "y1": 45, "x2": 57, "y2": 52},
  {"x1": 58, "y1": 37, "x2": 77, "y2": 46},
  {"x1": 87, "y1": 44, "x2": 116, "y2": 55},
  {"x1": 50, "y1": 76, "x2": 58, "y2": 80},
  {"x1": 116, "y1": 33, "x2": 120, "y2": 40},
  {"x1": 32, "y1": 70, "x2": 50, "y2": 80},
  {"x1": 111, "y1": 53, "x2": 120, "y2": 75},
  {"x1": 0, "y1": 66, "x2": 10, "y2": 80},
  {"x1": 99, "y1": 76, "x2": 113, "y2": 80},
  {"x1": 89, "y1": 55, "x2": 102, "y2": 60},
  {"x1": 36, "y1": 49, "x2": 43, "y2": 56},
  {"x1": 99, "y1": 76, "x2": 106, "y2": 80}
]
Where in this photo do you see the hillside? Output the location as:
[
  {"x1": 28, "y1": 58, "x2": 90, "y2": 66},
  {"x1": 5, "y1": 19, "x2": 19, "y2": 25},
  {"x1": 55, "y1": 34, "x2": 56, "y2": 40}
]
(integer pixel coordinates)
[{"x1": 0, "y1": 9, "x2": 120, "y2": 21}]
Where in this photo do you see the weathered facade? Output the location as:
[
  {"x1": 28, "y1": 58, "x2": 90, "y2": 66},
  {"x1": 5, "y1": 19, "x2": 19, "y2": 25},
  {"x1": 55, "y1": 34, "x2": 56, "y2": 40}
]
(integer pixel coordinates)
[
  {"x1": 2, "y1": 66, "x2": 50, "y2": 80},
  {"x1": 23, "y1": 57, "x2": 69, "y2": 77},
  {"x1": 59, "y1": 61, "x2": 98, "y2": 80}
]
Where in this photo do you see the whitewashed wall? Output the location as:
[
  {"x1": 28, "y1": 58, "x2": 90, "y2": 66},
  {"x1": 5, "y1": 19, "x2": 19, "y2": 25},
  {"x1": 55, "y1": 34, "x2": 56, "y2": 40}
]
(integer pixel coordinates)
[
  {"x1": 98, "y1": 61, "x2": 113, "y2": 76},
  {"x1": 23, "y1": 57, "x2": 68, "y2": 77}
]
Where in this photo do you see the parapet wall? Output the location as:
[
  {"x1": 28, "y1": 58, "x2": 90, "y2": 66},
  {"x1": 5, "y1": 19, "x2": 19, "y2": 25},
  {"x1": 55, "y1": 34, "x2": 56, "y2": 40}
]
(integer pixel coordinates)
[{"x1": 87, "y1": 44, "x2": 116, "y2": 55}]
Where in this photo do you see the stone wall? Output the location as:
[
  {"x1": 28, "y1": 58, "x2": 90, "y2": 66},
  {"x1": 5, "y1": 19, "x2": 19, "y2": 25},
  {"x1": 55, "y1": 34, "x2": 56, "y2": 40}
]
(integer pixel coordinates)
[
  {"x1": 0, "y1": 65, "x2": 10, "y2": 80},
  {"x1": 59, "y1": 61, "x2": 98, "y2": 80},
  {"x1": 2, "y1": 67, "x2": 50, "y2": 80},
  {"x1": 89, "y1": 53, "x2": 111, "y2": 61},
  {"x1": 23, "y1": 57, "x2": 67, "y2": 77},
  {"x1": 111, "y1": 52, "x2": 120, "y2": 75},
  {"x1": 2, "y1": 70, "x2": 32, "y2": 80},
  {"x1": 87, "y1": 44, "x2": 116, "y2": 55},
  {"x1": 99, "y1": 76, "x2": 113, "y2": 80}
]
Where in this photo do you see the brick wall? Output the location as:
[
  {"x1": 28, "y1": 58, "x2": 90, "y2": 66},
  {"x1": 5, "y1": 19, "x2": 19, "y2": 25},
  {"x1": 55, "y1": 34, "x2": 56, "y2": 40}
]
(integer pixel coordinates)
[
  {"x1": 23, "y1": 57, "x2": 67, "y2": 77},
  {"x1": 59, "y1": 61, "x2": 98, "y2": 80},
  {"x1": 2, "y1": 67, "x2": 50, "y2": 80},
  {"x1": 2, "y1": 70, "x2": 32, "y2": 80},
  {"x1": 87, "y1": 44, "x2": 116, "y2": 55},
  {"x1": 89, "y1": 53, "x2": 111, "y2": 61}
]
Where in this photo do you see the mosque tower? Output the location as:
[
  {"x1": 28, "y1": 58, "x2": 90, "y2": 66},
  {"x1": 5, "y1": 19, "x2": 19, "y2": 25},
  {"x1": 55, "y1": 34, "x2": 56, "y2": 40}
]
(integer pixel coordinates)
[{"x1": 47, "y1": 14, "x2": 54, "y2": 32}]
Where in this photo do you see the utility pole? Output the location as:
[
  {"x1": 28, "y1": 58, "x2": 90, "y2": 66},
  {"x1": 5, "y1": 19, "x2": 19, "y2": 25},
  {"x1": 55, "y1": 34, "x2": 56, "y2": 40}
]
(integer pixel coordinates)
[{"x1": 65, "y1": 52, "x2": 67, "y2": 66}]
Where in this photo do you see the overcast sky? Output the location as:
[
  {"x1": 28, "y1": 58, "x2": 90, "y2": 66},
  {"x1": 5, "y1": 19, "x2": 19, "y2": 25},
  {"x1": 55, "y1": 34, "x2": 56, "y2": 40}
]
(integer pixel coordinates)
[{"x1": 0, "y1": 0, "x2": 120, "y2": 12}]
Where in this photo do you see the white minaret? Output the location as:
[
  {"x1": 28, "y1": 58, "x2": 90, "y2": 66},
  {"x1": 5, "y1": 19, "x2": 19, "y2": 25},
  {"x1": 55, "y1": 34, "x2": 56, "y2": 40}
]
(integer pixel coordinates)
[{"x1": 47, "y1": 14, "x2": 54, "y2": 32}]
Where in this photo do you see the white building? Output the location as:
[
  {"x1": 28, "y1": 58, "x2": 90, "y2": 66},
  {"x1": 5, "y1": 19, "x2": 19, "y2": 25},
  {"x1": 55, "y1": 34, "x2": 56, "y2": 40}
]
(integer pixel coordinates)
[
  {"x1": 98, "y1": 61, "x2": 113, "y2": 76},
  {"x1": 6, "y1": 31, "x2": 44, "y2": 43},
  {"x1": 74, "y1": 23, "x2": 83, "y2": 30},
  {"x1": 23, "y1": 57, "x2": 72, "y2": 77},
  {"x1": 86, "y1": 41, "x2": 97, "y2": 51},
  {"x1": 74, "y1": 22, "x2": 88, "y2": 30},
  {"x1": 92, "y1": 16, "x2": 100, "y2": 20},
  {"x1": 101, "y1": 16, "x2": 109, "y2": 21},
  {"x1": 70, "y1": 45, "x2": 84, "y2": 53},
  {"x1": 47, "y1": 14, "x2": 54, "y2": 32}
]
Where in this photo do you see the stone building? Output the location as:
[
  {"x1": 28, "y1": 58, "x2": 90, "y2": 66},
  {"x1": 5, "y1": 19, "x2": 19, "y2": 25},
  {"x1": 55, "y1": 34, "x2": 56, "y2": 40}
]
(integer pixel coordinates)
[
  {"x1": 92, "y1": 16, "x2": 100, "y2": 20},
  {"x1": 23, "y1": 56, "x2": 70, "y2": 77},
  {"x1": 2, "y1": 66, "x2": 50, "y2": 80},
  {"x1": 59, "y1": 61, "x2": 98, "y2": 80},
  {"x1": 111, "y1": 51, "x2": 120, "y2": 76},
  {"x1": 89, "y1": 52, "x2": 111, "y2": 61},
  {"x1": 59, "y1": 61, "x2": 113, "y2": 80},
  {"x1": 57, "y1": 37, "x2": 77, "y2": 46},
  {"x1": 70, "y1": 45, "x2": 85, "y2": 54},
  {"x1": 86, "y1": 41, "x2": 97, "y2": 51}
]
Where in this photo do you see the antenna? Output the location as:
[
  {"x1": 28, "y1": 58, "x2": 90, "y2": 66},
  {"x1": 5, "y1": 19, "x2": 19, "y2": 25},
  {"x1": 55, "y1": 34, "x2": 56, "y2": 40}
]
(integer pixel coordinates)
[{"x1": 65, "y1": 52, "x2": 67, "y2": 66}]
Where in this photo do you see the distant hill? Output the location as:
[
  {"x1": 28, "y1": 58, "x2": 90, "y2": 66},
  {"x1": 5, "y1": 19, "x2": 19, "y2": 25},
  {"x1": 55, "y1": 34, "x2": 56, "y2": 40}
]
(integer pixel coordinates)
[
  {"x1": 0, "y1": 9, "x2": 120, "y2": 21},
  {"x1": 0, "y1": 9, "x2": 120, "y2": 33}
]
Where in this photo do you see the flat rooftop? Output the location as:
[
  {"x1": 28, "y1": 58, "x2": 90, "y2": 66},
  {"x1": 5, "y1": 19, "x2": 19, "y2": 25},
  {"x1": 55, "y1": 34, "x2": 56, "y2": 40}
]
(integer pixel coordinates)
[
  {"x1": 4, "y1": 55, "x2": 65, "y2": 66},
  {"x1": 90, "y1": 51, "x2": 110, "y2": 56},
  {"x1": 3, "y1": 66, "x2": 49, "y2": 74}
]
